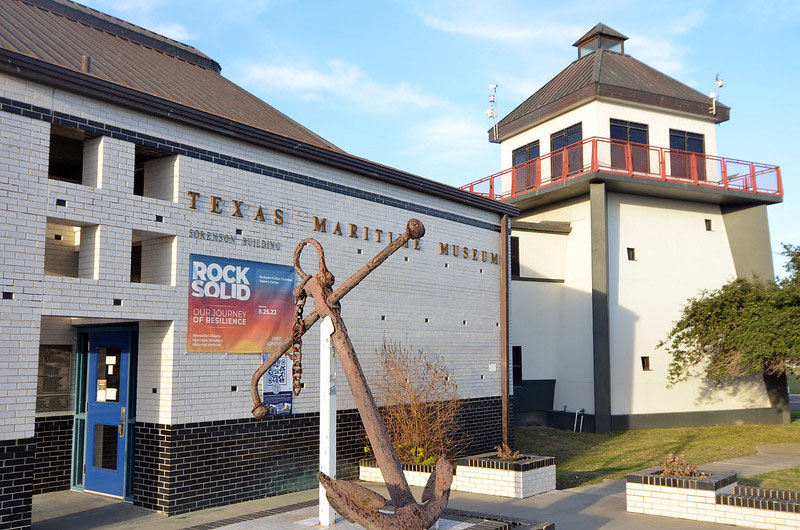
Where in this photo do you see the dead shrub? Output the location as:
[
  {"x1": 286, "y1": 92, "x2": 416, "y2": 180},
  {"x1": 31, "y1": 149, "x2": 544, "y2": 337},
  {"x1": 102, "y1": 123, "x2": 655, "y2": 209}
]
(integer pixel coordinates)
[
  {"x1": 494, "y1": 443, "x2": 523, "y2": 461},
  {"x1": 373, "y1": 340, "x2": 462, "y2": 464},
  {"x1": 661, "y1": 453, "x2": 702, "y2": 477}
]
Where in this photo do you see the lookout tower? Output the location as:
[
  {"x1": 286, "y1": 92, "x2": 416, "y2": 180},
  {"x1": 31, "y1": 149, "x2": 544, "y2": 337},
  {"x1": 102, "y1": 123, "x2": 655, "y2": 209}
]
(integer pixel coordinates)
[{"x1": 463, "y1": 23, "x2": 785, "y2": 433}]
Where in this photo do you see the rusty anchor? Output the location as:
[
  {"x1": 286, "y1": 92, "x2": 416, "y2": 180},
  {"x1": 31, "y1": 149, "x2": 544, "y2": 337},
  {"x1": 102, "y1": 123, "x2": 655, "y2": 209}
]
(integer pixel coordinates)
[{"x1": 250, "y1": 219, "x2": 453, "y2": 529}]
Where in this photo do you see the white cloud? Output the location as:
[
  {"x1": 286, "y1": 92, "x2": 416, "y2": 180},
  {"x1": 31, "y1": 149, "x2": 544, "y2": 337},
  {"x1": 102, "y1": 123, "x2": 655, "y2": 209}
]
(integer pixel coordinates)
[
  {"x1": 491, "y1": 74, "x2": 550, "y2": 102},
  {"x1": 627, "y1": 35, "x2": 690, "y2": 78},
  {"x1": 626, "y1": 10, "x2": 707, "y2": 79},
  {"x1": 669, "y1": 9, "x2": 708, "y2": 35},
  {"x1": 239, "y1": 59, "x2": 448, "y2": 114},
  {"x1": 419, "y1": 13, "x2": 580, "y2": 43},
  {"x1": 403, "y1": 113, "x2": 498, "y2": 186}
]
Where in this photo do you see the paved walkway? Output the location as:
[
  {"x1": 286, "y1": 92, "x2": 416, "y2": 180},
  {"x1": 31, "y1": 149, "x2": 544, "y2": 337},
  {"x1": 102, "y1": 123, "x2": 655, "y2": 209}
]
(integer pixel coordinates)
[{"x1": 32, "y1": 442, "x2": 800, "y2": 530}]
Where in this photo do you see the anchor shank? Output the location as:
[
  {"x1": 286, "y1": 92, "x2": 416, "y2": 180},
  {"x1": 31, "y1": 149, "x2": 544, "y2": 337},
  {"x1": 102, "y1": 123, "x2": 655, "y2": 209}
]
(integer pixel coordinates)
[
  {"x1": 328, "y1": 312, "x2": 415, "y2": 510},
  {"x1": 250, "y1": 225, "x2": 418, "y2": 418}
]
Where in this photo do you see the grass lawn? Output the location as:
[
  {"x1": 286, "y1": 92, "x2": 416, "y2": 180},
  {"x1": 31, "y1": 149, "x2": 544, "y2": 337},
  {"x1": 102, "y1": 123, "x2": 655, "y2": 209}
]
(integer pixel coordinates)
[
  {"x1": 739, "y1": 467, "x2": 800, "y2": 491},
  {"x1": 515, "y1": 421, "x2": 800, "y2": 489}
]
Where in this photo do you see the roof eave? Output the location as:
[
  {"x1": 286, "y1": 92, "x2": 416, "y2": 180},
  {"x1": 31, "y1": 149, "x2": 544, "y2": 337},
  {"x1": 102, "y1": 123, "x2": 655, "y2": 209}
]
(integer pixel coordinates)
[
  {"x1": 0, "y1": 49, "x2": 519, "y2": 218},
  {"x1": 489, "y1": 84, "x2": 597, "y2": 143},
  {"x1": 490, "y1": 82, "x2": 729, "y2": 143}
]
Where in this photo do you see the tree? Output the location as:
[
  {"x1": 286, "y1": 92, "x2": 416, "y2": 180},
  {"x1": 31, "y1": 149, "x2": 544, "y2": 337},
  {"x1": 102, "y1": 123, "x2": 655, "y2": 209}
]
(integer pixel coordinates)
[{"x1": 660, "y1": 245, "x2": 800, "y2": 390}]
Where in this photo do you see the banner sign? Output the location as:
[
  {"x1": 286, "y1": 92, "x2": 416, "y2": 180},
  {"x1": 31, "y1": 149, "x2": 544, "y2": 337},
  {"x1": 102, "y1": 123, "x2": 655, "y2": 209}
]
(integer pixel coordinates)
[
  {"x1": 187, "y1": 254, "x2": 295, "y2": 353},
  {"x1": 262, "y1": 352, "x2": 293, "y2": 415}
]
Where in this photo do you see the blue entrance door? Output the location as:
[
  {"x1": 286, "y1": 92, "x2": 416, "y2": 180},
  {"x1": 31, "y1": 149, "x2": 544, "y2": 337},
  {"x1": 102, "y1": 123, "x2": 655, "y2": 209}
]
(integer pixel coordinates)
[{"x1": 84, "y1": 330, "x2": 130, "y2": 497}]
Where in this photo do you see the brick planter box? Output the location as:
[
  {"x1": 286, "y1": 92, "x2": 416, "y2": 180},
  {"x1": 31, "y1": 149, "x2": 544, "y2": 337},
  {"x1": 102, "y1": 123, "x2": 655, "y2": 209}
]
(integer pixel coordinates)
[
  {"x1": 627, "y1": 467, "x2": 800, "y2": 529},
  {"x1": 359, "y1": 453, "x2": 556, "y2": 499}
]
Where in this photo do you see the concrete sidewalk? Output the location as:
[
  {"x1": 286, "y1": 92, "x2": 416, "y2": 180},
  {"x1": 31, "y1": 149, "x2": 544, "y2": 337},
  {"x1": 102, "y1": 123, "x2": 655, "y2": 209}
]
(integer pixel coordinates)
[{"x1": 32, "y1": 443, "x2": 800, "y2": 529}]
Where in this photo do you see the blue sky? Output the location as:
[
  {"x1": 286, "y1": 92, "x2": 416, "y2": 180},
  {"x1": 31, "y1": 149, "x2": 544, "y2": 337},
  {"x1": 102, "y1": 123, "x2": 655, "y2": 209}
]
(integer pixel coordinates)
[{"x1": 86, "y1": 0, "x2": 800, "y2": 276}]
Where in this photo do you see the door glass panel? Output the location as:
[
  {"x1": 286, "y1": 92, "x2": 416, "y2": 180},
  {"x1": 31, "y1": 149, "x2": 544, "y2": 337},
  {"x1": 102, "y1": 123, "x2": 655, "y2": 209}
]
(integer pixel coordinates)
[
  {"x1": 93, "y1": 424, "x2": 118, "y2": 470},
  {"x1": 96, "y1": 347, "x2": 121, "y2": 402},
  {"x1": 73, "y1": 418, "x2": 85, "y2": 486}
]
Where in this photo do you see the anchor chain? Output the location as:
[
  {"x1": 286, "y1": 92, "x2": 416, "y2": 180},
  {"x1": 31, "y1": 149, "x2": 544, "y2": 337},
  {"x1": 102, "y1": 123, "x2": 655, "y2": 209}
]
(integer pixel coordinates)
[{"x1": 290, "y1": 293, "x2": 306, "y2": 396}]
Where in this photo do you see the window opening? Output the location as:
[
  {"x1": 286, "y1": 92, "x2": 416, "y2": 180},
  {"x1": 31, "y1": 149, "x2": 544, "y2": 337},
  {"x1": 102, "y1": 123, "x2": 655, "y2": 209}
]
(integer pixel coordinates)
[
  {"x1": 512, "y1": 346, "x2": 523, "y2": 386},
  {"x1": 627, "y1": 247, "x2": 636, "y2": 261},
  {"x1": 131, "y1": 230, "x2": 176, "y2": 285},
  {"x1": 48, "y1": 124, "x2": 91, "y2": 184},
  {"x1": 512, "y1": 140, "x2": 539, "y2": 192},
  {"x1": 130, "y1": 243, "x2": 142, "y2": 283},
  {"x1": 641, "y1": 356, "x2": 652, "y2": 371},
  {"x1": 610, "y1": 119, "x2": 649, "y2": 173},
  {"x1": 551, "y1": 123, "x2": 582, "y2": 180},
  {"x1": 133, "y1": 145, "x2": 177, "y2": 201},
  {"x1": 510, "y1": 236, "x2": 520, "y2": 277},
  {"x1": 45, "y1": 221, "x2": 81, "y2": 277},
  {"x1": 705, "y1": 219, "x2": 712, "y2": 231},
  {"x1": 669, "y1": 129, "x2": 705, "y2": 180}
]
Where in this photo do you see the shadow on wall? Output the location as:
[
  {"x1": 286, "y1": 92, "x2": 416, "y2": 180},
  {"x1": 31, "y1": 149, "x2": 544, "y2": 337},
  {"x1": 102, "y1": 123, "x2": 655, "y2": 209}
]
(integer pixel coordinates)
[
  {"x1": 693, "y1": 375, "x2": 770, "y2": 408},
  {"x1": 606, "y1": 196, "x2": 785, "y2": 426},
  {"x1": 511, "y1": 261, "x2": 638, "y2": 428}
]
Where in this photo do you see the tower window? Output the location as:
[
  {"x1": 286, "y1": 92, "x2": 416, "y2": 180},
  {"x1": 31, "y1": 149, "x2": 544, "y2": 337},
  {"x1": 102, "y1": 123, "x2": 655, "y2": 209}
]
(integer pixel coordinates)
[
  {"x1": 512, "y1": 140, "x2": 540, "y2": 192},
  {"x1": 669, "y1": 129, "x2": 705, "y2": 181},
  {"x1": 551, "y1": 123, "x2": 583, "y2": 180},
  {"x1": 627, "y1": 248, "x2": 636, "y2": 261},
  {"x1": 610, "y1": 119, "x2": 649, "y2": 173},
  {"x1": 705, "y1": 219, "x2": 712, "y2": 231}
]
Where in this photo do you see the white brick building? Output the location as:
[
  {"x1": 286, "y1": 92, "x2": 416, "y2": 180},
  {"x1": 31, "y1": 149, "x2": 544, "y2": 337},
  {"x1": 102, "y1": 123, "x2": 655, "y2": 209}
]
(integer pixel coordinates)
[{"x1": 0, "y1": 1, "x2": 516, "y2": 525}]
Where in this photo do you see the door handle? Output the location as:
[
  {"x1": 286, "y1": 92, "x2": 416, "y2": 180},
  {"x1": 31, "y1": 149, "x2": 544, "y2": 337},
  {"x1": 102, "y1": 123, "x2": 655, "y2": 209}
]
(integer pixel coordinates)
[{"x1": 119, "y1": 406, "x2": 126, "y2": 438}]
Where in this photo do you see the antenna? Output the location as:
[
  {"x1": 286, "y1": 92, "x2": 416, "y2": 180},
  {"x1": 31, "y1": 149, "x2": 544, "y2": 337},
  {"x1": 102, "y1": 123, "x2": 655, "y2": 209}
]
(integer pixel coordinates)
[
  {"x1": 709, "y1": 73, "x2": 723, "y2": 115},
  {"x1": 487, "y1": 84, "x2": 499, "y2": 141}
]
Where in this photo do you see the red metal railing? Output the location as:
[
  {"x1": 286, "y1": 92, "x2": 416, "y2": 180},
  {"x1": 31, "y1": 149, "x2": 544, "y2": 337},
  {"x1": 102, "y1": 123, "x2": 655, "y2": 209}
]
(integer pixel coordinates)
[{"x1": 460, "y1": 136, "x2": 783, "y2": 201}]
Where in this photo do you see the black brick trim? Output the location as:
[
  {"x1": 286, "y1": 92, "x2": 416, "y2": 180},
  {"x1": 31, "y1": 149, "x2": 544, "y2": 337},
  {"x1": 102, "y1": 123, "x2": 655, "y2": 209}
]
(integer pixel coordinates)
[
  {"x1": 0, "y1": 437, "x2": 35, "y2": 530},
  {"x1": 626, "y1": 467, "x2": 737, "y2": 491},
  {"x1": 717, "y1": 492, "x2": 800, "y2": 513},
  {"x1": 133, "y1": 396, "x2": 503, "y2": 516},
  {"x1": 734, "y1": 485, "x2": 800, "y2": 502},
  {"x1": 358, "y1": 458, "x2": 447, "y2": 475},
  {"x1": 0, "y1": 95, "x2": 505, "y2": 231},
  {"x1": 456, "y1": 453, "x2": 555, "y2": 472},
  {"x1": 33, "y1": 415, "x2": 73, "y2": 495}
]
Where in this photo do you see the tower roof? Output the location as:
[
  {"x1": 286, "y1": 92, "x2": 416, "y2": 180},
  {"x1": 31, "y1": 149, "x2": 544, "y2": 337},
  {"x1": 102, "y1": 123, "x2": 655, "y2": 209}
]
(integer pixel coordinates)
[
  {"x1": 491, "y1": 25, "x2": 729, "y2": 142},
  {"x1": 573, "y1": 23, "x2": 628, "y2": 47}
]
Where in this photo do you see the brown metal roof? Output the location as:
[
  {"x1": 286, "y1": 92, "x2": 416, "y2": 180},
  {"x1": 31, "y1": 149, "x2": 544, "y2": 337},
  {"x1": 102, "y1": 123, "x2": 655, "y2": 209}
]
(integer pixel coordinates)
[
  {"x1": 493, "y1": 47, "x2": 729, "y2": 143},
  {"x1": 573, "y1": 23, "x2": 628, "y2": 47},
  {"x1": 0, "y1": 0, "x2": 342, "y2": 152}
]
